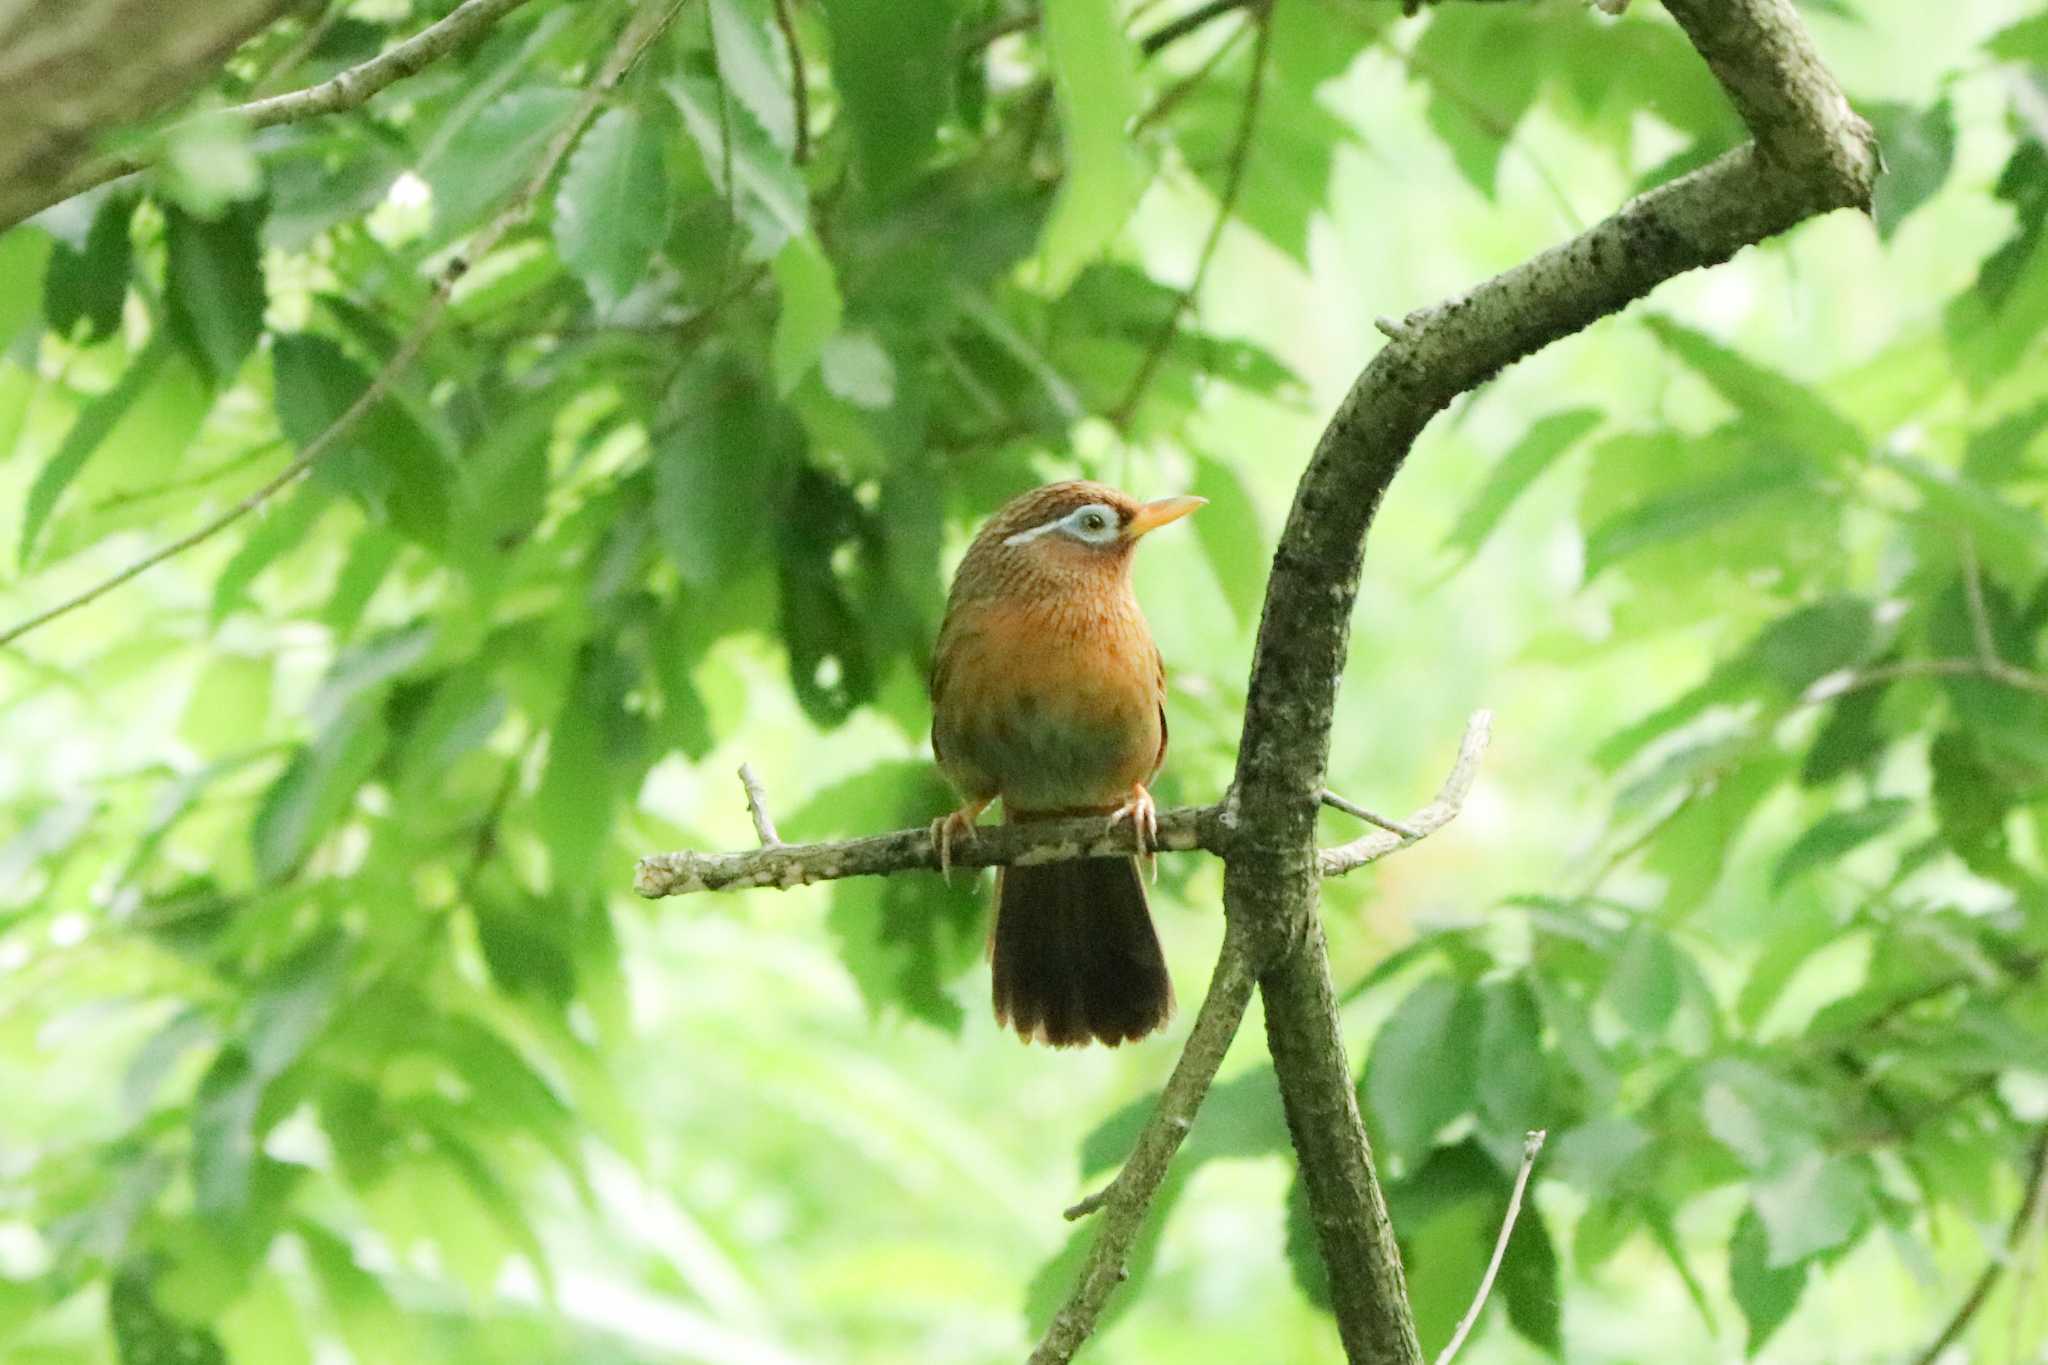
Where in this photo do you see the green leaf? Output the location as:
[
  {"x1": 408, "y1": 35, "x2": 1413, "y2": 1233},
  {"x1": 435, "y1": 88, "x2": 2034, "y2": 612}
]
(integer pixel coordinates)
[
  {"x1": 109, "y1": 1262, "x2": 227, "y2": 1365},
  {"x1": 669, "y1": 74, "x2": 809, "y2": 256},
  {"x1": 1364, "y1": 977, "x2": 1481, "y2": 1169},
  {"x1": 821, "y1": 0, "x2": 953, "y2": 192},
  {"x1": 1035, "y1": 0, "x2": 1148, "y2": 292},
  {"x1": 273, "y1": 332, "x2": 453, "y2": 550},
  {"x1": 1189, "y1": 450, "x2": 1267, "y2": 628},
  {"x1": 1602, "y1": 922, "x2": 1682, "y2": 1039},
  {"x1": 302, "y1": 1223, "x2": 419, "y2": 1363},
  {"x1": 653, "y1": 364, "x2": 791, "y2": 585},
  {"x1": 424, "y1": 86, "x2": 579, "y2": 240},
  {"x1": 1865, "y1": 99, "x2": 1954, "y2": 240},
  {"x1": 1414, "y1": 7, "x2": 1543, "y2": 196},
  {"x1": 251, "y1": 704, "x2": 388, "y2": 881},
  {"x1": 0, "y1": 227, "x2": 55, "y2": 347},
  {"x1": 43, "y1": 191, "x2": 132, "y2": 341},
  {"x1": 1441, "y1": 408, "x2": 1601, "y2": 566},
  {"x1": 22, "y1": 336, "x2": 167, "y2": 566},
  {"x1": 711, "y1": 0, "x2": 798, "y2": 152},
  {"x1": 778, "y1": 469, "x2": 879, "y2": 725},
  {"x1": 1476, "y1": 977, "x2": 1545, "y2": 1138},
  {"x1": 1753, "y1": 1151, "x2": 1872, "y2": 1266},
  {"x1": 1772, "y1": 798, "x2": 1910, "y2": 891},
  {"x1": 212, "y1": 487, "x2": 329, "y2": 623},
  {"x1": 792, "y1": 762, "x2": 984, "y2": 1029},
  {"x1": 1728, "y1": 1206, "x2": 1808, "y2": 1357},
  {"x1": 1986, "y1": 11, "x2": 2048, "y2": 63},
  {"x1": 555, "y1": 107, "x2": 671, "y2": 313},
  {"x1": 164, "y1": 199, "x2": 267, "y2": 383},
  {"x1": 1642, "y1": 317, "x2": 1865, "y2": 460},
  {"x1": 534, "y1": 645, "x2": 646, "y2": 889},
  {"x1": 770, "y1": 233, "x2": 843, "y2": 394},
  {"x1": 1582, "y1": 464, "x2": 1807, "y2": 580}
]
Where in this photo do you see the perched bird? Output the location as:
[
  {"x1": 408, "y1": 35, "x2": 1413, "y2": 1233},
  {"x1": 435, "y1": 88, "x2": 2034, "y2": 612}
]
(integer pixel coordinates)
[{"x1": 930, "y1": 480, "x2": 1204, "y2": 1047}]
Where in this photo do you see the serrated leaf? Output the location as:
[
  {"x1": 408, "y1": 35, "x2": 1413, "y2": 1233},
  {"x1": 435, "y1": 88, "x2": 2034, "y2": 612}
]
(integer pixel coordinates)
[
  {"x1": 164, "y1": 199, "x2": 266, "y2": 383},
  {"x1": 1442, "y1": 408, "x2": 1601, "y2": 565},
  {"x1": 770, "y1": 233, "x2": 843, "y2": 394},
  {"x1": 1035, "y1": 0, "x2": 1148, "y2": 291},
  {"x1": 555, "y1": 107, "x2": 671, "y2": 313},
  {"x1": 423, "y1": 86, "x2": 579, "y2": 239},
  {"x1": 821, "y1": 0, "x2": 953, "y2": 192},
  {"x1": 1364, "y1": 977, "x2": 1481, "y2": 1169},
  {"x1": 669, "y1": 74, "x2": 809, "y2": 256},
  {"x1": 710, "y1": 0, "x2": 798, "y2": 152}
]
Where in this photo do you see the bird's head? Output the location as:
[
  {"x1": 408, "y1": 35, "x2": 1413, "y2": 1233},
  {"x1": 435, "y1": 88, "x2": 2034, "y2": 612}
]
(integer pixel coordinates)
[{"x1": 973, "y1": 481, "x2": 1205, "y2": 580}]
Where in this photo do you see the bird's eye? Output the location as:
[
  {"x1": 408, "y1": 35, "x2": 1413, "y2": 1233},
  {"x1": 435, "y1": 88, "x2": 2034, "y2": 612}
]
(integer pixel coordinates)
[{"x1": 1080, "y1": 511, "x2": 1108, "y2": 533}]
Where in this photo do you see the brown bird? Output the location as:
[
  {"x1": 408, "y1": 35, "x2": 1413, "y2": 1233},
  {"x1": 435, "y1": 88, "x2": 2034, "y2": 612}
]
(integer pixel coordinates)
[{"x1": 930, "y1": 480, "x2": 1204, "y2": 1047}]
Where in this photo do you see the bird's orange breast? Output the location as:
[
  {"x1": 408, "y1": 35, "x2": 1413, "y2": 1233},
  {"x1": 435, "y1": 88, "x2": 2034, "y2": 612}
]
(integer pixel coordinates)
[{"x1": 933, "y1": 591, "x2": 1164, "y2": 815}]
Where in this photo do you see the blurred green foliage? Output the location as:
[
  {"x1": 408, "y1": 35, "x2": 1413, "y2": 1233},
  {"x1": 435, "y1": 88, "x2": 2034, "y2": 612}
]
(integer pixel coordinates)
[{"x1": 1, "y1": 0, "x2": 2046, "y2": 1361}]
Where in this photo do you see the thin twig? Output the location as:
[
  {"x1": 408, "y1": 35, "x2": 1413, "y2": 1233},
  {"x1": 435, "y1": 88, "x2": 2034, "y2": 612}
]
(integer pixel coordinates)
[
  {"x1": 1800, "y1": 657, "x2": 2048, "y2": 703},
  {"x1": 1130, "y1": 15, "x2": 1250, "y2": 137},
  {"x1": 1139, "y1": 0, "x2": 1253, "y2": 56},
  {"x1": 1436, "y1": 1130, "x2": 1547, "y2": 1365},
  {"x1": 769, "y1": 0, "x2": 810, "y2": 164},
  {"x1": 0, "y1": 1, "x2": 690, "y2": 652},
  {"x1": 1912, "y1": 1124, "x2": 2048, "y2": 1365},
  {"x1": 737, "y1": 764, "x2": 782, "y2": 846},
  {"x1": 1112, "y1": 0, "x2": 1271, "y2": 428},
  {"x1": 1029, "y1": 936, "x2": 1260, "y2": 1365},
  {"x1": 1321, "y1": 789, "x2": 1422, "y2": 841},
  {"x1": 19, "y1": 0, "x2": 539, "y2": 226},
  {"x1": 1319, "y1": 711, "x2": 1491, "y2": 877}
]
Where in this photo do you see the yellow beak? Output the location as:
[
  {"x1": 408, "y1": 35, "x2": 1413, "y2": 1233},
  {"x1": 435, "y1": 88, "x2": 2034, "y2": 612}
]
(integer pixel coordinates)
[{"x1": 1125, "y1": 495, "x2": 1206, "y2": 539}]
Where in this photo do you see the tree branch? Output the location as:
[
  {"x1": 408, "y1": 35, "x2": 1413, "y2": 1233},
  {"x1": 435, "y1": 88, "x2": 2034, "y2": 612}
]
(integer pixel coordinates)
[
  {"x1": 1221, "y1": 1, "x2": 1874, "y2": 1359},
  {"x1": 5, "y1": 0, "x2": 539, "y2": 234},
  {"x1": 0, "y1": 1, "x2": 690, "y2": 652},
  {"x1": 634, "y1": 711, "x2": 1489, "y2": 899},
  {"x1": 1911, "y1": 1122, "x2": 2048, "y2": 1365},
  {"x1": 0, "y1": 0, "x2": 297, "y2": 233}
]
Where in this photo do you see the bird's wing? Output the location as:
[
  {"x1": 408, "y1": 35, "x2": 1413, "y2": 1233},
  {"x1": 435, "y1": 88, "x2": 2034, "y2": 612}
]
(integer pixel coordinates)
[{"x1": 1151, "y1": 644, "x2": 1169, "y2": 780}]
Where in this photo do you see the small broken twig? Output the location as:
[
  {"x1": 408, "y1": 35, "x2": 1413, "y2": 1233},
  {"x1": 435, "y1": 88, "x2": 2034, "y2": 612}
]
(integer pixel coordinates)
[{"x1": 737, "y1": 764, "x2": 781, "y2": 846}]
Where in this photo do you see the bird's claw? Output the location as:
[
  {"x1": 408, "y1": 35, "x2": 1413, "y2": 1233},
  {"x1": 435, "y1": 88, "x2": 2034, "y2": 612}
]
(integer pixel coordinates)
[
  {"x1": 932, "y1": 805, "x2": 984, "y2": 882},
  {"x1": 1108, "y1": 785, "x2": 1159, "y2": 882}
]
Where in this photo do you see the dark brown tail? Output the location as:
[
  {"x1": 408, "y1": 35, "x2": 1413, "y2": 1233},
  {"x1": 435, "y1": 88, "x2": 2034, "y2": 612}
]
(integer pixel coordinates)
[{"x1": 991, "y1": 855, "x2": 1173, "y2": 1047}]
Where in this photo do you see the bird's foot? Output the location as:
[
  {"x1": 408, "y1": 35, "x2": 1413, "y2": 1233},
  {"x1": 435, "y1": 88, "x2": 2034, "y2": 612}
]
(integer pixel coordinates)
[
  {"x1": 931, "y1": 801, "x2": 990, "y2": 881},
  {"x1": 1108, "y1": 785, "x2": 1159, "y2": 882}
]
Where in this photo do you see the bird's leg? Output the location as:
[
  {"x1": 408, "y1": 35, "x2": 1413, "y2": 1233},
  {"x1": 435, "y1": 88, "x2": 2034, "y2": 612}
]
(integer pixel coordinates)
[
  {"x1": 931, "y1": 798, "x2": 992, "y2": 881},
  {"x1": 1107, "y1": 783, "x2": 1159, "y2": 882}
]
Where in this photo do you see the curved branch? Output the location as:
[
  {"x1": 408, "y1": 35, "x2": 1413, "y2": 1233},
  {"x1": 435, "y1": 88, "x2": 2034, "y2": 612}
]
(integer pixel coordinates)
[
  {"x1": 1224, "y1": 1, "x2": 1875, "y2": 1360},
  {"x1": 6, "y1": 0, "x2": 539, "y2": 233}
]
